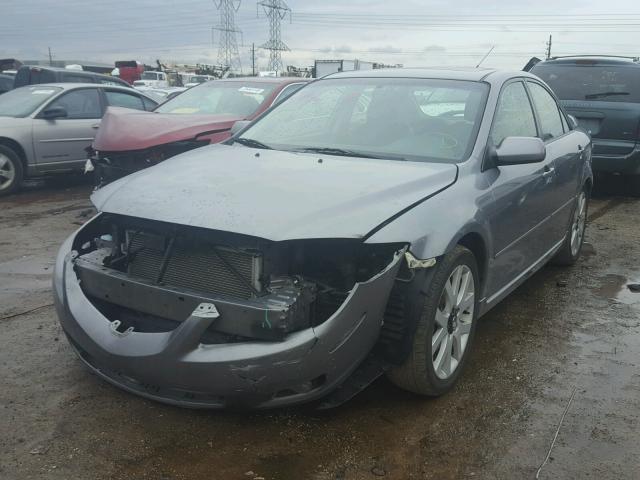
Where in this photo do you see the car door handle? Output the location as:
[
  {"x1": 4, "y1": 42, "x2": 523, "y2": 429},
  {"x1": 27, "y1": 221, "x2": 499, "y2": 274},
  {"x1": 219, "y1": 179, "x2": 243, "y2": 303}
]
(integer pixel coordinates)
[
  {"x1": 91, "y1": 124, "x2": 100, "y2": 129},
  {"x1": 542, "y1": 167, "x2": 555, "y2": 177}
]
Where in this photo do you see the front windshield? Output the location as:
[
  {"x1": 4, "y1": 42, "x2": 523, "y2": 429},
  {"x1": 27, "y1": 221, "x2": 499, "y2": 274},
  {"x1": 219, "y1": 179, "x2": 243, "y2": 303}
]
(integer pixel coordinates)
[
  {"x1": 141, "y1": 72, "x2": 159, "y2": 80},
  {"x1": 236, "y1": 78, "x2": 488, "y2": 163},
  {"x1": 0, "y1": 86, "x2": 62, "y2": 118},
  {"x1": 155, "y1": 82, "x2": 276, "y2": 116}
]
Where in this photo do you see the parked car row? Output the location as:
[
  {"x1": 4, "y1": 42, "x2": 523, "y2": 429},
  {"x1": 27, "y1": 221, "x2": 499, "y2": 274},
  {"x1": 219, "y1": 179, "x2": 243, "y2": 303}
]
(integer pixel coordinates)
[
  {"x1": 0, "y1": 76, "x2": 309, "y2": 195},
  {"x1": 52, "y1": 67, "x2": 593, "y2": 409}
]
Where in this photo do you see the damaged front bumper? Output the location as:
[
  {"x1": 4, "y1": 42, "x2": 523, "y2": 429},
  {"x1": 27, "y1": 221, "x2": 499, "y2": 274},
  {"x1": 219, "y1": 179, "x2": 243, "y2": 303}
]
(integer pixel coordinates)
[{"x1": 53, "y1": 232, "x2": 404, "y2": 409}]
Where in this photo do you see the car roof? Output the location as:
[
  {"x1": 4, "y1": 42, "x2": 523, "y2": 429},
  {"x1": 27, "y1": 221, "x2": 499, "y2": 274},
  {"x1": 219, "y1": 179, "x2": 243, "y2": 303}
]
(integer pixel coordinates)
[
  {"x1": 324, "y1": 67, "x2": 534, "y2": 84},
  {"x1": 20, "y1": 65, "x2": 103, "y2": 73},
  {"x1": 216, "y1": 76, "x2": 309, "y2": 85},
  {"x1": 539, "y1": 56, "x2": 640, "y2": 67},
  {"x1": 20, "y1": 82, "x2": 135, "y2": 91}
]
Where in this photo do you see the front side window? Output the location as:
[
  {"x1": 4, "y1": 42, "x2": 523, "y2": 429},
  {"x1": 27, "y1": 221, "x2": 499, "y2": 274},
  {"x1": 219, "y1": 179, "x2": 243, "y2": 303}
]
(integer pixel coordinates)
[
  {"x1": 528, "y1": 82, "x2": 565, "y2": 140},
  {"x1": 47, "y1": 88, "x2": 102, "y2": 119},
  {"x1": 0, "y1": 86, "x2": 62, "y2": 117},
  {"x1": 235, "y1": 78, "x2": 489, "y2": 164},
  {"x1": 105, "y1": 90, "x2": 145, "y2": 111},
  {"x1": 491, "y1": 81, "x2": 537, "y2": 146},
  {"x1": 155, "y1": 82, "x2": 277, "y2": 116}
]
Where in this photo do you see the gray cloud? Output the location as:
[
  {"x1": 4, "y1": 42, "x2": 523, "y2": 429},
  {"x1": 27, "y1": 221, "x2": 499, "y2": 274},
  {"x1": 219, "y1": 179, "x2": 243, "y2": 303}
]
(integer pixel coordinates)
[{"x1": 1, "y1": 0, "x2": 639, "y2": 71}]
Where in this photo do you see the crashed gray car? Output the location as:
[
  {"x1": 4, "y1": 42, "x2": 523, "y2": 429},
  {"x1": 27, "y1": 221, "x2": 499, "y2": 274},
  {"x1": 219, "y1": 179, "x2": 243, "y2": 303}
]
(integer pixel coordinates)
[{"x1": 54, "y1": 68, "x2": 592, "y2": 409}]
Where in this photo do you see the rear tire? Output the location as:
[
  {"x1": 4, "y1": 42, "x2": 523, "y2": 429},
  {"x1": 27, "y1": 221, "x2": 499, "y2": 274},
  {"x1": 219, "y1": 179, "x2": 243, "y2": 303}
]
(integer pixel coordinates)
[
  {"x1": 552, "y1": 186, "x2": 589, "y2": 266},
  {"x1": 387, "y1": 246, "x2": 479, "y2": 396},
  {"x1": 0, "y1": 145, "x2": 23, "y2": 196}
]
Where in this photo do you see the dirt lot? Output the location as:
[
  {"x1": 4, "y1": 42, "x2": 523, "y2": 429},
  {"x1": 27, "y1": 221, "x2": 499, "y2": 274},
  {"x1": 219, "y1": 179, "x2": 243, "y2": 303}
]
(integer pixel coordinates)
[{"x1": 1, "y1": 178, "x2": 639, "y2": 480}]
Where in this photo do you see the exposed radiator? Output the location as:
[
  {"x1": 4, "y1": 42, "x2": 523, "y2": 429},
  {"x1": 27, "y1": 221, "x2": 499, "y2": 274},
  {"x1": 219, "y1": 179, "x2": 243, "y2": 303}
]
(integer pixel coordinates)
[{"x1": 126, "y1": 230, "x2": 262, "y2": 299}]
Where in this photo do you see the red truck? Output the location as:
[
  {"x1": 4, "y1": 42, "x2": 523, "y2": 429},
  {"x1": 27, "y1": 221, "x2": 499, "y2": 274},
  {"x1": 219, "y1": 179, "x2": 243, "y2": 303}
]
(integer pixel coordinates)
[{"x1": 115, "y1": 60, "x2": 144, "y2": 85}]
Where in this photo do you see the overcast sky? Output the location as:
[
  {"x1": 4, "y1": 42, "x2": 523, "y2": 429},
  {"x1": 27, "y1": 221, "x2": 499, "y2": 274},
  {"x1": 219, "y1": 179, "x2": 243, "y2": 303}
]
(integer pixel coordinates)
[{"x1": 2, "y1": 0, "x2": 640, "y2": 71}]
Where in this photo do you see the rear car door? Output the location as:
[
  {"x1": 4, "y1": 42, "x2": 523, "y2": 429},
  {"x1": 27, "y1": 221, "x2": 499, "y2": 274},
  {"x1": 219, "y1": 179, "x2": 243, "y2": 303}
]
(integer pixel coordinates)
[
  {"x1": 526, "y1": 80, "x2": 584, "y2": 241},
  {"x1": 32, "y1": 87, "x2": 104, "y2": 171},
  {"x1": 485, "y1": 80, "x2": 559, "y2": 297}
]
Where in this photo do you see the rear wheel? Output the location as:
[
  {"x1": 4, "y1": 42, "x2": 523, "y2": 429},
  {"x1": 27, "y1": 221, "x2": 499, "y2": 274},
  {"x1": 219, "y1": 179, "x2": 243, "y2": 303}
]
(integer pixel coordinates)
[
  {"x1": 0, "y1": 145, "x2": 23, "y2": 196},
  {"x1": 387, "y1": 246, "x2": 479, "y2": 396},
  {"x1": 552, "y1": 187, "x2": 588, "y2": 266}
]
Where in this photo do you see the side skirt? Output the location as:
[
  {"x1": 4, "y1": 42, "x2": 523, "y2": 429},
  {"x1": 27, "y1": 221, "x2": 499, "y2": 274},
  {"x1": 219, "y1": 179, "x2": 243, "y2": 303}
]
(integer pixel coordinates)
[{"x1": 478, "y1": 236, "x2": 565, "y2": 317}]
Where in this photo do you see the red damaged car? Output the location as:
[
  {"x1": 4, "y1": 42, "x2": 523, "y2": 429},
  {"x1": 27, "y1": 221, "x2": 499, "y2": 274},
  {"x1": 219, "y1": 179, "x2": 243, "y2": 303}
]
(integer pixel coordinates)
[{"x1": 90, "y1": 77, "x2": 308, "y2": 186}]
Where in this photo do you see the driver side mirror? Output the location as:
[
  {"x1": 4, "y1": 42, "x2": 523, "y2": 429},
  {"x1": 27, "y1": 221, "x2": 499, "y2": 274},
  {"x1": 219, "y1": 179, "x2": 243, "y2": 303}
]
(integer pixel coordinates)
[
  {"x1": 488, "y1": 136, "x2": 546, "y2": 167},
  {"x1": 567, "y1": 114, "x2": 578, "y2": 130},
  {"x1": 230, "y1": 120, "x2": 251, "y2": 136},
  {"x1": 41, "y1": 106, "x2": 68, "y2": 120}
]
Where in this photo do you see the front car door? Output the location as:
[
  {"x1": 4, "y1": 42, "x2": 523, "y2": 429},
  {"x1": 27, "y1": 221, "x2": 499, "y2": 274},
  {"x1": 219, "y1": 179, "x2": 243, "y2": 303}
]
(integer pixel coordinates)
[
  {"x1": 484, "y1": 80, "x2": 559, "y2": 300},
  {"x1": 525, "y1": 80, "x2": 584, "y2": 241},
  {"x1": 32, "y1": 87, "x2": 103, "y2": 172}
]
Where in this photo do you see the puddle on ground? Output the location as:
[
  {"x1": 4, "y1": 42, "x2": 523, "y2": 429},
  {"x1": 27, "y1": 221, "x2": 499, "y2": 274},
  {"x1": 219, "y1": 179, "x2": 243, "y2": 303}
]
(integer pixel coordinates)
[{"x1": 592, "y1": 273, "x2": 640, "y2": 305}]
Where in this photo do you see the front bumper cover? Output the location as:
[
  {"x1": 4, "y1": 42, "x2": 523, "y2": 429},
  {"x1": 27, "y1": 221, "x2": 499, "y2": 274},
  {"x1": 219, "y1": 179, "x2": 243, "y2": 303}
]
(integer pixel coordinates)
[{"x1": 54, "y1": 234, "x2": 403, "y2": 409}]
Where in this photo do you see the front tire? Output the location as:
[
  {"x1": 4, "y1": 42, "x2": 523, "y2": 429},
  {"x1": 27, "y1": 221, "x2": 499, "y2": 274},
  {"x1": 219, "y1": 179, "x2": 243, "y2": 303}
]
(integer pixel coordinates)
[
  {"x1": 0, "y1": 145, "x2": 23, "y2": 196},
  {"x1": 387, "y1": 245, "x2": 479, "y2": 396},
  {"x1": 552, "y1": 187, "x2": 589, "y2": 266}
]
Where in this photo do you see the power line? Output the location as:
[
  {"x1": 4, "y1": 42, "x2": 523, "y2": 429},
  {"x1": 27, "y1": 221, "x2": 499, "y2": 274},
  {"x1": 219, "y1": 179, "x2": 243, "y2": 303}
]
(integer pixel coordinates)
[
  {"x1": 213, "y1": 0, "x2": 242, "y2": 71},
  {"x1": 257, "y1": 0, "x2": 291, "y2": 73}
]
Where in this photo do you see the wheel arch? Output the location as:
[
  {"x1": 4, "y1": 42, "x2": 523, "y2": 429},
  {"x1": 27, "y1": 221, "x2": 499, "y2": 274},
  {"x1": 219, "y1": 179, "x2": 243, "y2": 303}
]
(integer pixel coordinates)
[
  {"x1": 456, "y1": 231, "x2": 489, "y2": 291},
  {"x1": 0, "y1": 137, "x2": 28, "y2": 175}
]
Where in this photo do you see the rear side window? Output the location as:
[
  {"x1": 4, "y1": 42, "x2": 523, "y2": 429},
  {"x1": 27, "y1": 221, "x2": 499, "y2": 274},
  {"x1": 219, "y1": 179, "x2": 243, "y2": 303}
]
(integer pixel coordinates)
[
  {"x1": 63, "y1": 73, "x2": 94, "y2": 83},
  {"x1": 531, "y1": 64, "x2": 640, "y2": 103},
  {"x1": 105, "y1": 90, "x2": 145, "y2": 111},
  {"x1": 528, "y1": 82, "x2": 565, "y2": 140},
  {"x1": 491, "y1": 81, "x2": 538, "y2": 146},
  {"x1": 47, "y1": 89, "x2": 102, "y2": 119}
]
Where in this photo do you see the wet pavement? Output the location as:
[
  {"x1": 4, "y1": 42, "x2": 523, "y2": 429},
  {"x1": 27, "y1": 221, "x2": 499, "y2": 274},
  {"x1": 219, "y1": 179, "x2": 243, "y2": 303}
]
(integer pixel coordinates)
[{"x1": 1, "y1": 179, "x2": 639, "y2": 479}]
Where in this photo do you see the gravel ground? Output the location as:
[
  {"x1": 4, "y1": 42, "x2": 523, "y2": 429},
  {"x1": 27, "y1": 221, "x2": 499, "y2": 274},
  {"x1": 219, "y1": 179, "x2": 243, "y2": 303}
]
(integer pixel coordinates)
[{"x1": 0, "y1": 178, "x2": 639, "y2": 479}]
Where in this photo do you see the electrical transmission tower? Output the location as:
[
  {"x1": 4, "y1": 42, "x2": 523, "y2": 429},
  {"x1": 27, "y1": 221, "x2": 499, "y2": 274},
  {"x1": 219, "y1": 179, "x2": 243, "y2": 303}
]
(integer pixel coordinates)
[
  {"x1": 257, "y1": 0, "x2": 291, "y2": 73},
  {"x1": 214, "y1": 0, "x2": 242, "y2": 71}
]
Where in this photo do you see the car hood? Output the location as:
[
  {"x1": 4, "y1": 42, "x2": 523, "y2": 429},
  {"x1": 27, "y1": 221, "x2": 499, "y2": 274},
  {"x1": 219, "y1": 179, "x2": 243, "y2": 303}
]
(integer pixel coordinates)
[
  {"x1": 92, "y1": 107, "x2": 242, "y2": 152},
  {"x1": 91, "y1": 144, "x2": 458, "y2": 241},
  {"x1": 0, "y1": 116, "x2": 32, "y2": 128}
]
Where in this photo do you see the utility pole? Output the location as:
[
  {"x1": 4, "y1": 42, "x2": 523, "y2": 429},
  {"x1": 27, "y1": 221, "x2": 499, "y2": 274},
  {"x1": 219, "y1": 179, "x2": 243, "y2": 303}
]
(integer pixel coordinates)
[
  {"x1": 250, "y1": 43, "x2": 256, "y2": 76},
  {"x1": 48, "y1": 47, "x2": 53, "y2": 66},
  {"x1": 546, "y1": 35, "x2": 553, "y2": 60},
  {"x1": 213, "y1": 0, "x2": 242, "y2": 72},
  {"x1": 257, "y1": 0, "x2": 291, "y2": 74}
]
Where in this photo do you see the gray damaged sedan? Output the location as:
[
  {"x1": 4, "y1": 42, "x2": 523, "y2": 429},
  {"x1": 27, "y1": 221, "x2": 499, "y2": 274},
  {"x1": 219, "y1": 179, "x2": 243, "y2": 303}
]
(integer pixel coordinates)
[{"x1": 54, "y1": 68, "x2": 592, "y2": 409}]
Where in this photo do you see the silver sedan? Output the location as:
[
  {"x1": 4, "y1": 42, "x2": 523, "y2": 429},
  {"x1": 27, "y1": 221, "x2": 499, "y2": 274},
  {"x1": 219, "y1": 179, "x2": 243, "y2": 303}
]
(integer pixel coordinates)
[{"x1": 0, "y1": 83, "x2": 158, "y2": 195}]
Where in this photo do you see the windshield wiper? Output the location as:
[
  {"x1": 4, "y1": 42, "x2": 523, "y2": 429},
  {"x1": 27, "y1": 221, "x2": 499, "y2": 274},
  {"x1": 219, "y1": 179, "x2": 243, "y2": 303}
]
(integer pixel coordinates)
[
  {"x1": 293, "y1": 146, "x2": 404, "y2": 160},
  {"x1": 585, "y1": 91, "x2": 630, "y2": 99},
  {"x1": 232, "y1": 137, "x2": 273, "y2": 150}
]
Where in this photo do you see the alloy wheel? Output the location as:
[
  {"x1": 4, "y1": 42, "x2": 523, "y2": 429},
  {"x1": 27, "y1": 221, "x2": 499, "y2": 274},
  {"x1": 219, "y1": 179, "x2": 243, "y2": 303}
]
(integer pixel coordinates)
[
  {"x1": 0, "y1": 153, "x2": 16, "y2": 192},
  {"x1": 432, "y1": 264, "x2": 475, "y2": 380},
  {"x1": 570, "y1": 192, "x2": 587, "y2": 257}
]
